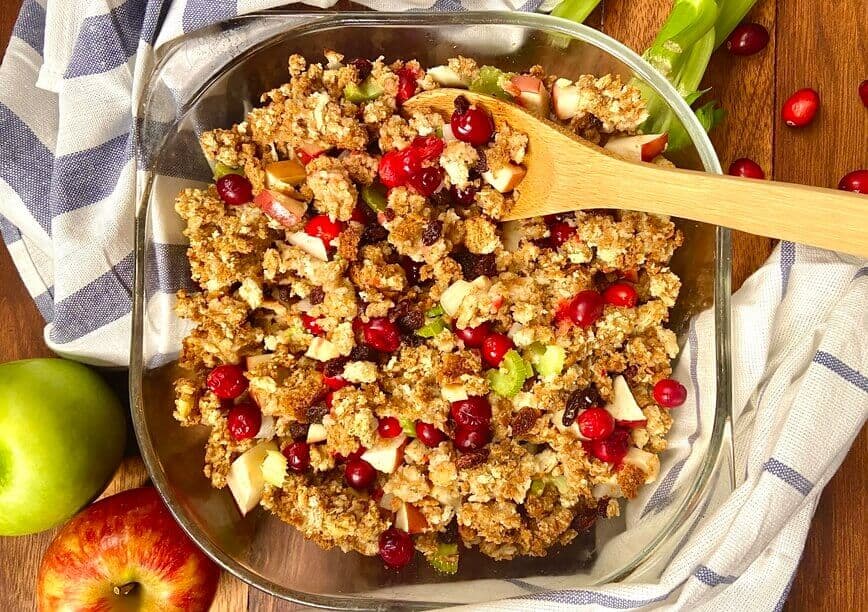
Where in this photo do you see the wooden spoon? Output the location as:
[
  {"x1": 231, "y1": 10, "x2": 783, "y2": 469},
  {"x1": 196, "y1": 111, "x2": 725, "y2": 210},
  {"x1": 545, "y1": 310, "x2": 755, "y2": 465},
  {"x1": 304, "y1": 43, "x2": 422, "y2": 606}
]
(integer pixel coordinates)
[{"x1": 404, "y1": 89, "x2": 868, "y2": 257}]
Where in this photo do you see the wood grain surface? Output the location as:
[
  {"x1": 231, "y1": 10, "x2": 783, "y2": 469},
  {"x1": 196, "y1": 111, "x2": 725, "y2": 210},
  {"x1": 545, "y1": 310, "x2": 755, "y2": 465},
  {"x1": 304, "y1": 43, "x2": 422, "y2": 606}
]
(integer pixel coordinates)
[{"x1": 0, "y1": 1, "x2": 864, "y2": 610}]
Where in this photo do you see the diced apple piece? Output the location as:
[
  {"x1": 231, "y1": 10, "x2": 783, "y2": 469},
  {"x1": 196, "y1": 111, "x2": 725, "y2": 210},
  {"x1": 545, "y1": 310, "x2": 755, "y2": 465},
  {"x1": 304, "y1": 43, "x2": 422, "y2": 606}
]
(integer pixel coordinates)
[
  {"x1": 502, "y1": 220, "x2": 525, "y2": 252},
  {"x1": 442, "y1": 124, "x2": 457, "y2": 143},
  {"x1": 593, "y1": 480, "x2": 622, "y2": 499},
  {"x1": 552, "y1": 78, "x2": 581, "y2": 121},
  {"x1": 604, "y1": 375, "x2": 646, "y2": 422},
  {"x1": 245, "y1": 354, "x2": 275, "y2": 370},
  {"x1": 440, "y1": 279, "x2": 473, "y2": 317},
  {"x1": 604, "y1": 134, "x2": 669, "y2": 163},
  {"x1": 255, "y1": 189, "x2": 307, "y2": 229},
  {"x1": 361, "y1": 434, "x2": 407, "y2": 474},
  {"x1": 287, "y1": 231, "x2": 329, "y2": 262},
  {"x1": 265, "y1": 159, "x2": 307, "y2": 192},
  {"x1": 427, "y1": 65, "x2": 468, "y2": 88},
  {"x1": 470, "y1": 275, "x2": 492, "y2": 291},
  {"x1": 481, "y1": 164, "x2": 527, "y2": 193},
  {"x1": 255, "y1": 415, "x2": 276, "y2": 439},
  {"x1": 511, "y1": 75, "x2": 550, "y2": 116},
  {"x1": 258, "y1": 300, "x2": 288, "y2": 316},
  {"x1": 261, "y1": 449, "x2": 288, "y2": 487},
  {"x1": 622, "y1": 447, "x2": 660, "y2": 483},
  {"x1": 296, "y1": 142, "x2": 329, "y2": 162},
  {"x1": 226, "y1": 441, "x2": 278, "y2": 515},
  {"x1": 441, "y1": 383, "x2": 468, "y2": 402},
  {"x1": 379, "y1": 492, "x2": 398, "y2": 512},
  {"x1": 552, "y1": 409, "x2": 590, "y2": 441},
  {"x1": 395, "y1": 501, "x2": 428, "y2": 534},
  {"x1": 305, "y1": 337, "x2": 341, "y2": 362},
  {"x1": 306, "y1": 423, "x2": 327, "y2": 444}
]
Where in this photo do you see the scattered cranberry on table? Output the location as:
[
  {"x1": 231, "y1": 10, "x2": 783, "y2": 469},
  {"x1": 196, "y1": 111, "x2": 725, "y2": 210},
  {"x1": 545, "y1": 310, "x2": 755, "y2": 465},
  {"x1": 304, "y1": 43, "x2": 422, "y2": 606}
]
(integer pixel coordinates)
[
  {"x1": 206, "y1": 364, "x2": 248, "y2": 399},
  {"x1": 378, "y1": 527, "x2": 414, "y2": 569},
  {"x1": 455, "y1": 322, "x2": 490, "y2": 348},
  {"x1": 361, "y1": 317, "x2": 401, "y2": 352},
  {"x1": 577, "y1": 407, "x2": 616, "y2": 441},
  {"x1": 590, "y1": 429, "x2": 630, "y2": 464},
  {"x1": 415, "y1": 421, "x2": 446, "y2": 447},
  {"x1": 567, "y1": 290, "x2": 605, "y2": 328},
  {"x1": 451, "y1": 105, "x2": 494, "y2": 146},
  {"x1": 227, "y1": 403, "x2": 261, "y2": 441},
  {"x1": 725, "y1": 23, "x2": 770, "y2": 56},
  {"x1": 215, "y1": 173, "x2": 253, "y2": 205},
  {"x1": 653, "y1": 378, "x2": 688, "y2": 408},
  {"x1": 859, "y1": 80, "x2": 868, "y2": 107},
  {"x1": 454, "y1": 425, "x2": 491, "y2": 453},
  {"x1": 838, "y1": 169, "x2": 868, "y2": 194},
  {"x1": 781, "y1": 88, "x2": 820, "y2": 128},
  {"x1": 304, "y1": 214, "x2": 343, "y2": 249},
  {"x1": 728, "y1": 158, "x2": 765, "y2": 179},
  {"x1": 344, "y1": 458, "x2": 377, "y2": 490},
  {"x1": 377, "y1": 416, "x2": 403, "y2": 439},
  {"x1": 450, "y1": 397, "x2": 492, "y2": 430},
  {"x1": 481, "y1": 333, "x2": 514, "y2": 367},
  {"x1": 283, "y1": 441, "x2": 311, "y2": 473},
  {"x1": 603, "y1": 283, "x2": 638, "y2": 308}
]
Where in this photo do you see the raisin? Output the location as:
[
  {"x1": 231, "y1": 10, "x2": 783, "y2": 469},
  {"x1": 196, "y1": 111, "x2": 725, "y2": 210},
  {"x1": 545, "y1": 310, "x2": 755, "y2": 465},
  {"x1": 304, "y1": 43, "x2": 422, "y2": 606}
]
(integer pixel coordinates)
[
  {"x1": 383, "y1": 208, "x2": 396, "y2": 222},
  {"x1": 323, "y1": 357, "x2": 348, "y2": 378},
  {"x1": 309, "y1": 287, "x2": 325, "y2": 305},
  {"x1": 472, "y1": 151, "x2": 488, "y2": 174},
  {"x1": 623, "y1": 365, "x2": 638, "y2": 381},
  {"x1": 563, "y1": 385, "x2": 603, "y2": 426},
  {"x1": 441, "y1": 520, "x2": 460, "y2": 544},
  {"x1": 454, "y1": 251, "x2": 496, "y2": 280},
  {"x1": 361, "y1": 224, "x2": 388, "y2": 245},
  {"x1": 421, "y1": 220, "x2": 443, "y2": 246},
  {"x1": 572, "y1": 505, "x2": 598, "y2": 533},
  {"x1": 306, "y1": 403, "x2": 329, "y2": 423},
  {"x1": 396, "y1": 309, "x2": 425, "y2": 333},
  {"x1": 597, "y1": 496, "x2": 612, "y2": 517},
  {"x1": 350, "y1": 58, "x2": 373, "y2": 81},
  {"x1": 287, "y1": 421, "x2": 309, "y2": 441},
  {"x1": 349, "y1": 344, "x2": 378, "y2": 362},
  {"x1": 430, "y1": 189, "x2": 452, "y2": 208},
  {"x1": 401, "y1": 332, "x2": 424, "y2": 347},
  {"x1": 510, "y1": 407, "x2": 539, "y2": 437},
  {"x1": 276, "y1": 287, "x2": 293, "y2": 303},
  {"x1": 401, "y1": 256, "x2": 423, "y2": 286},
  {"x1": 456, "y1": 448, "x2": 489, "y2": 469},
  {"x1": 522, "y1": 377, "x2": 536, "y2": 392},
  {"x1": 453, "y1": 94, "x2": 470, "y2": 114}
]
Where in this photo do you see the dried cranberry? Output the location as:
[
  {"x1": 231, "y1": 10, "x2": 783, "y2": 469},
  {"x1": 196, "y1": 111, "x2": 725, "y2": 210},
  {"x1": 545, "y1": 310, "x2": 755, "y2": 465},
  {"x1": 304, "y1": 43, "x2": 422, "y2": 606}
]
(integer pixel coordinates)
[
  {"x1": 550, "y1": 221, "x2": 575, "y2": 247},
  {"x1": 305, "y1": 214, "x2": 343, "y2": 248},
  {"x1": 227, "y1": 403, "x2": 261, "y2": 441},
  {"x1": 454, "y1": 425, "x2": 491, "y2": 453},
  {"x1": 301, "y1": 314, "x2": 324, "y2": 336},
  {"x1": 361, "y1": 317, "x2": 401, "y2": 353},
  {"x1": 455, "y1": 322, "x2": 490, "y2": 348},
  {"x1": 564, "y1": 386, "x2": 603, "y2": 426},
  {"x1": 451, "y1": 106, "x2": 494, "y2": 146},
  {"x1": 454, "y1": 251, "x2": 496, "y2": 280},
  {"x1": 653, "y1": 378, "x2": 687, "y2": 407},
  {"x1": 349, "y1": 344, "x2": 378, "y2": 362},
  {"x1": 350, "y1": 58, "x2": 373, "y2": 80},
  {"x1": 450, "y1": 397, "x2": 492, "y2": 430},
  {"x1": 215, "y1": 174, "x2": 253, "y2": 205},
  {"x1": 378, "y1": 527, "x2": 414, "y2": 569},
  {"x1": 378, "y1": 416, "x2": 403, "y2": 438},
  {"x1": 283, "y1": 441, "x2": 311, "y2": 473},
  {"x1": 453, "y1": 95, "x2": 470, "y2": 114},
  {"x1": 345, "y1": 458, "x2": 376, "y2": 489},
  {"x1": 725, "y1": 23, "x2": 770, "y2": 56},
  {"x1": 481, "y1": 333, "x2": 514, "y2": 367},
  {"x1": 206, "y1": 364, "x2": 248, "y2": 399},
  {"x1": 421, "y1": 219, "x2": 443, "y2": 246},
  {"x1": 379, "y1": 149, "x2": 414, "y2": 188},
  {"x1": 309, "y1": 286, "x2": 325, "y2": 305},
  {"x1": 415, "y1": 422, "x2": 446, "y2": 447},
  {"x1": 450, "y1": 185, "x2": 478, "y2": 206},
  {"x1": 323, "y1": 372, "x2": 348, "y2": 391},
  {"x1": 590, "y1": 429, "x2": 630, "y2": 464},
  {"x1": 603, "y1": 283, "x2": 638, "y2": 308},
  {"x1": 396, "y1": 68, "x2": 418, "y2": 105},
  {"x1": 567, "y1": 290, "x2": 604, "y2": 327},
  {"x1": 577, "y1": 407, "x2": 616, "y2": 440}
]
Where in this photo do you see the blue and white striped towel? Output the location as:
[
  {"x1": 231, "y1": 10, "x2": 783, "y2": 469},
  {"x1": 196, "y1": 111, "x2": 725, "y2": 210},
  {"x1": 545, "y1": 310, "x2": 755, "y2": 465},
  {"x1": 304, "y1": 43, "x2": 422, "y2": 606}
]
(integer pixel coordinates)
[{"x1": 0, "y1": 2, "x2": 865, "y2": 610}]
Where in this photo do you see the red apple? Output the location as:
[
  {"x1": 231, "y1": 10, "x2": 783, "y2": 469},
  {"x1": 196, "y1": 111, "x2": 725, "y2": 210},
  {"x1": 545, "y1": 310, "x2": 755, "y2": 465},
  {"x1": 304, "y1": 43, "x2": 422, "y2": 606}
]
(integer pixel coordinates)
[
  {"x1": 254, "y1": 189, "x2": 307, "y2": 228},
  {"x1": 510, "y1": 75, "x2": 550, "y2": 115},
  {"x1": 604, "y1": 134, "x2": 669, "y2": 162},
  {"x1": 481, "y1": 164, "x2": 527, "y2": 193},
  {"x1": 395, "y1": 501, "x2": 428, "y2": 534},
  {"x1": 37, "y1": 487, "x2": 219, "y2": 612}
]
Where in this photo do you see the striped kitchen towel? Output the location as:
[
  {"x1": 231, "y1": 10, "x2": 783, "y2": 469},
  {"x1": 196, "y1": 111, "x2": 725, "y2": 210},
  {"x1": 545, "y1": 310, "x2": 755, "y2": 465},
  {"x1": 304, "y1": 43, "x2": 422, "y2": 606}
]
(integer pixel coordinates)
[{"x1": 0, "y1": 2, "x2": 865, "y2": 611}]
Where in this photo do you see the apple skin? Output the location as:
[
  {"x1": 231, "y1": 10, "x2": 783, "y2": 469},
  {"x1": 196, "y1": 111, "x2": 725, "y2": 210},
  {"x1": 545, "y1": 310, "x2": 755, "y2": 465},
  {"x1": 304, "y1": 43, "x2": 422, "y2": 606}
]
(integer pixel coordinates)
[
  {"x1": 37, "y1": 487, "x2": 220, "y2": 612},
  {"x1": 0, "y1": 359, "x2": 126, "y2": 536}
]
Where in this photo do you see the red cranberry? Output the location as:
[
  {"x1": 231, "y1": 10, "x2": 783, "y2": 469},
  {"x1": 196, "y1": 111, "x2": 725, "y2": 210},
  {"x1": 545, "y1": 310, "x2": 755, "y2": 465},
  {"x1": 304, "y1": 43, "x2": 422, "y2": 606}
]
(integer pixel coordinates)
[
  {"x1": 323, "y1": 372, "x2": 348, "y2": 391},
  {"x1": 396, "y1": 68, "x2": 418, "y2": 105},
  {"x1": 350, "y1": 205, "x2": 370, "y2": 224},
  {"x1": 450, "y1": 106, "x2": 494, "y2": 146},
  {"x1": 227, "y1": 403, "x2": 261, "y2": 441},
  {"x1": 408, "y1": 166, "x2": 444, "y2": 197},
  {"x1": 481, "y1": 333, "x2": 514, "y2": 367},
  {"x1": 301, "y1": 314, "x2": 324, "y2": 336},
  {"x1": 345, "y1": 458, "x2": 377, "y2": 489},
  {"x1": 215, "y1": 174, "x2": 253, "y2": 205},
  {"x1": 450, "y1": 185, "x2": 478, "y2": 206},
  {"x1": 729, "y1": 158, "x2": 765, "y2": 179},
  {"x1": 411, "y1": 136, "x2": 445, "y2": 162},
  {"x1": 415, "y1": 422, "x2": 446, "y2": 447},
  {"x1": 283, "y1": 441, "x2": 311, "y2": 473},
  {"x1": 362, "y1": 317, "x2": 401, "y2": 352},
  {"x1": 577, "y1": 407, "x2": 615, "y2": 441},
  {"x1": 378, "y1": 416, "x2": 402, "y2": 438},
  {"x1": 379, "y1": 149, "x2": 417, "y2": 188},
  {"x1": 206, "y1": 364, "x2": 248, "y2": 399},
  {"x1": 305, "y1": 214, "x2": 343, "y2": 248},
  {"x1": 838, "y1": 169, "x2": 868, "y2": 194},
  {"x1": 450, "y1": 397, "x2": 492, "y2": 430},
  {"x1": 603, "y1": 283, "x2": 638, "y2": 308},
  {"x1": 725, "y1": 23, "x2": 770, "y2": 56},
  {"x1": 378, "y1": 527, "x2": 414, "y2": 569},
  {"x1": 567, "y1": 290, "x2": 604, "y2": 328},
  {"x1": 325, "y1": 391, "x2": 335, "y2": 409},
  {"x1": 860, "y1": 80, "x2": 868, "y2": 107},
  {"x1": 454, "y1": 425, "x2": 491, "y2": 453},
  {"x1": 590, "y1": 429, "x2": 629, "y2": 464},
  {"x1": 782, "y1": 88, "x2": 820, "y2": 128},
  {"x1": 455, "y1": 322, "x2": 490, "y2": 348},
  {"x1": 550, "y1": 221, "x2": 576, "y2": 247},
  {"x1": 653, "y1": 378, "x2": 688, "y2": 407}
]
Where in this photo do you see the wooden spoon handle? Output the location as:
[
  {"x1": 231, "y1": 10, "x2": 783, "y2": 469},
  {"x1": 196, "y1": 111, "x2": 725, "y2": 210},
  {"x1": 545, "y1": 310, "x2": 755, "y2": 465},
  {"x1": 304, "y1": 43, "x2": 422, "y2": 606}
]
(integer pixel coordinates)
[{"x1": 593, "y1": 161, "x2": 868, "y2": 256}]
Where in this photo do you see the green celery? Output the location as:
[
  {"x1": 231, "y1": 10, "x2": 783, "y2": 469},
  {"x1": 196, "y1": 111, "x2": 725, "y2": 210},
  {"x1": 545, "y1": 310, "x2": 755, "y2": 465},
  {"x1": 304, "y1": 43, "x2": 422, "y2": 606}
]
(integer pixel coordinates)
[
  {"x1": 551, "y1": 0, "x2": 602, "y2": 24},
  {"x1": 643, "y1": 0, "x2": 719, "y2": 78},
  {"x1": 714, "y1": 0, "x2": 762, "y2": 48}
]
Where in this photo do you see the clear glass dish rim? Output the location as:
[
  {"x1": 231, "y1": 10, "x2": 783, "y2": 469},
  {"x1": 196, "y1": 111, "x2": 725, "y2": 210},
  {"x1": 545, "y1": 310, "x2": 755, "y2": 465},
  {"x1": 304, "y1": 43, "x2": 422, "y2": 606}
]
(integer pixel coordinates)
[{"x1": 130, "y1": 10, "x2": 733, "y2": 610}]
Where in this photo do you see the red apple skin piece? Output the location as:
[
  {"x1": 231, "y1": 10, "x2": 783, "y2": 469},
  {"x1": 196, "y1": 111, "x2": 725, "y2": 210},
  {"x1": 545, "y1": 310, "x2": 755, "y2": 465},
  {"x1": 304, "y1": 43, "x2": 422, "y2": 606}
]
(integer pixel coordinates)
[
  {"x1": 37, "y1": 487, "x2": 220, "y2": 612},
  {"x1": 395, "y1": 501, "x2": 429, "y2": 534},
  {"x1": 254, "y1": 189, "x2": 307, "y2": 228},
  {"x1": 603, "y1": 134, "x2": 668, "y2": 162}
]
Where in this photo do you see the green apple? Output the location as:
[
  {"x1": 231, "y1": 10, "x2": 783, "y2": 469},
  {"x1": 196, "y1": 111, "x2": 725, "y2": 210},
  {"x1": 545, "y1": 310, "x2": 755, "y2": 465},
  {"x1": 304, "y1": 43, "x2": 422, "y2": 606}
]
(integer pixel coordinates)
[{"x1": 0, "y1": 359, "x2": 126, "y2": 535}]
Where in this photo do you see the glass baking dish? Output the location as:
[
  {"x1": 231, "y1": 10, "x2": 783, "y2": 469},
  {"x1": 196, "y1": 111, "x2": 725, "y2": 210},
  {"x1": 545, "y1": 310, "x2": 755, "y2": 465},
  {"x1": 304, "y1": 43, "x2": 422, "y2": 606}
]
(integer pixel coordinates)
[{"x1": 131, "y1": 11, "x2": 733, "y2": 609}]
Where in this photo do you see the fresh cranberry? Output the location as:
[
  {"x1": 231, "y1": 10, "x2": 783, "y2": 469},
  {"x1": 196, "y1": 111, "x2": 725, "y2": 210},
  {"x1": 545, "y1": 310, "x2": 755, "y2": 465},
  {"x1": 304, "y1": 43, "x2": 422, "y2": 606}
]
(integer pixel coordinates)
[
  {"x1": 296, "y1": 146, "x2": 324, "y2": 165},
  {"x1": 348, "y1": 446, "x2": 366, "y2": 462},
  {"x1": 411, "y1": 136, "x2": 445, "y2": 162},
  {"x1": 408, "y1": 166, "x2": 444, "y2": 197},
  {"x1": 372, "y1": 487, "x2": 384, "y2": 502},
  {"x1": 378, "y1": 416, "x2": 402, "y2": 438},
  {"x1": 450, "y1": 397, "x2": 492, "y2": 430},
  {"x1": 567, "y1": 290, "x2": 605, "y2": 328},
  {"x1": 653, "y1": 378, "x2": 688, "y2": 407},
  {"x1": 362, "y1": 317, "x2": 401, "y2": 352},
  {"x1": 481, "y1": 333, "x2": 514, "y2": 367},
  {"x1": 454, "y1": 425, "x2": 491, "y2": 453},
  {"x1": 215, "y1": 174, "x2": 253, "y2": 205},
  {"x1": 725, "y1": 23, "x2": 770, "y2": 56},
  {"x1": 782, "y1": 88, "x2": 820, "y2": 128},
  {"x1": 325, "y1": 391, "x2": 336, "y2": 409},
  {"x1": 450, "y1": 106, "x2": 494, "y2": 146},
  {"x1": 378, "y1": 527, "x2": 414, "y2": 569},
  {"x1": 549, "y1": 221, "x2": 576, "y2": 247},
  {"x1": 590, "y1": 429, "x2": 630, "y2": 464},
  {"x1": 728, "y1": 158, "x2": 765, "y2": 179},
  {"x1": 618, "y1": 419, "x2": 647, "y2": 429},
  {"x1": 456, "y1": 322, "x2": 490, "y2": 348},
  {"x1": 577, "y1": 407, "x2": 615, "y2": 441},
  {"x1": 206, "y1": 364, "x2": 248, "y2": 399},
  {"x1": 283, "y1": 441, "x2": 311, "y2": 473},
  {"x1": 227, "y1": 403, "x2": 261, "y2": 441},
  {"x1": 350, "y1": 205, "x2": 370, "y2": 224},
  {"x1": 415, "y1": 421, "x2": 446, "y2": 447},
  {"x1": 345, "y1": 458, "x2": 377, "y2": 489},
  {"x1": 396, "y1": 68, "x2": 418, "y2": 105},
  {"x1": 838, "y1": 169, "x2": 868, "y2": 194},
  {"x1": 301, "y1": 314, "x2": 324, "y2": 336},
  {"x1": 450, "y1": 185, "x2": 478, "y2": 206},
  {"x1": 323, "y1": 372, "x2": 348, "y2": 391},
  {"x1": 305, "y1": 214, "x2": 343, "y2": 248},
  {"x1": 603, "y1": 283, "x2": 638, "y2": 308},
  {"x1": 379, "y1": 149, "x2": 417, "y2": 188},
  {"x1": 860, "y1": 80, "x2": 868, "y2": 107}
]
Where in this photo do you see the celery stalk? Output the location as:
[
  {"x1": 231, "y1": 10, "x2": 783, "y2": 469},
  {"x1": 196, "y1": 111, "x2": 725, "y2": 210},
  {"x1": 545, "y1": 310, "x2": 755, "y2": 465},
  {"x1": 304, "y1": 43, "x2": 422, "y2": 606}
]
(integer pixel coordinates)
[
  {"x1": 714, "y1": 0, "x2": 762, "y2": 48},
  {"x1": 551, "y1": 0, "x2": 602, "y2": 24}
]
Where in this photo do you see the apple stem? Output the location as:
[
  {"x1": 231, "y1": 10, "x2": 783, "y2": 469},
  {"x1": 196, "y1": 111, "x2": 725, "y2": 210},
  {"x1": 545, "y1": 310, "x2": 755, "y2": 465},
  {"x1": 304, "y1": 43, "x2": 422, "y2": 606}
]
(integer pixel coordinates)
[{"x1": 113, "y1": 582, "x2": 138, "y2": 597}]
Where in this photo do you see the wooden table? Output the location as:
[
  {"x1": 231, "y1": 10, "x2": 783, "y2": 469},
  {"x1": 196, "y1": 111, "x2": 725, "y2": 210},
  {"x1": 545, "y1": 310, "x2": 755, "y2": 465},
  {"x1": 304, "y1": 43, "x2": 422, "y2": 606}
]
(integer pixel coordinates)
[{"x1": 0, "y1": 1, "x2": 864, "y2": 610}]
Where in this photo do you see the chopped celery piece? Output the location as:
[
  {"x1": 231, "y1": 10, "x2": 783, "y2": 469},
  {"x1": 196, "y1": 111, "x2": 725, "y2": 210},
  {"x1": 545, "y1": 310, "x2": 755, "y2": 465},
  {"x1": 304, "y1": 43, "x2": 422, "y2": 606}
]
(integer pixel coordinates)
[
  {"x1": 361, "y1": 182, "x2": 388, "y2": 212},
  {"x1": 469, "y1": 66, "x2": 514, "y2": 100},
  {"x1": 523, "y1": 342, "x2": 546, "y2": 371},
  {"x1": 417, "y1": 317, "x2": 448, "y2": 338},
  {"x1": 548, "y1": 475, "x2": 569, "y2": 495},
  {"x1": 426, "y1": 304, "x2": 445, "y2": 318},
  {"x1": 487, "y1": 349, "x2": 530, "y2": 398},
  {"x1": 344, "y1": 78, "x2": 384, "y2": 103},
  {"x1": 529, "y1": 479, "x2": 546, "y2": 497},
  {"x1": 427, "y1": 542, "x2": 459, "y2": 575},
  {"x1": 214, "y1": 162, "x2": 242, "y2": 180},
  {"x1": 400, "y1": 417, "x2": 416, "y2": 437},
  {"x1": 434, "y1": 125, "x2": 443, "y2": 138},
  {"x1": 535, "y1": 346, "x2": 566, "y2": 380}
]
